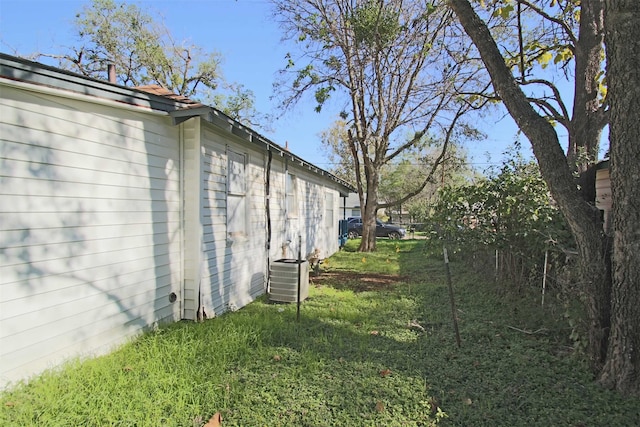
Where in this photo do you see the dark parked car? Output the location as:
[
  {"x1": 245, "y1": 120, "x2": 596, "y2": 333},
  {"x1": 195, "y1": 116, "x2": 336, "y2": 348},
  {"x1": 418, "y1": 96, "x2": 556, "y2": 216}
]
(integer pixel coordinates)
[{"x1": 347, "y1": 217, "x2": 406, "y2": 240}]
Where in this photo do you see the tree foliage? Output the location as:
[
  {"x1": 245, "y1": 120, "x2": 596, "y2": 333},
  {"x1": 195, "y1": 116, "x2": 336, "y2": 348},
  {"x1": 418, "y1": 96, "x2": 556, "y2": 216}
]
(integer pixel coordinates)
[
  {"x1": 272, "y1": 0, "x2": 489, "y2": 251},
  {"x1": 468, "y1": 0, "x2": 608, "y2": 177},
  {"x1": 433, "y1": 154, "x2": 571, "y2": 290},
  {"x1": 319, "y1": 118, "x2": 360, "y2": 185},
  {"x1": 433, "y1": 153, "x2": 569, "y2": 255},
  {"x1": 70, "y1": 0, "x2": 222, "y2": 97},
  {"x1": 35, "y1": 0, "x2": 269, "y2": 128}
]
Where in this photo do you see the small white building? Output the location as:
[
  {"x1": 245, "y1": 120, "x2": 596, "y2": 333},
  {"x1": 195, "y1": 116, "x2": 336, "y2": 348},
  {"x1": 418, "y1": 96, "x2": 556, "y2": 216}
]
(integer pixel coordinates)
[
  {"x1": 0, "y1": 53, "x2": 353, "y2": 387},
  {"x1": 344, "y1": 193, "x2": 362, "y2": 217},
  {"x1": 595, "y1": 159, "x2": 611, "y2": 234}
]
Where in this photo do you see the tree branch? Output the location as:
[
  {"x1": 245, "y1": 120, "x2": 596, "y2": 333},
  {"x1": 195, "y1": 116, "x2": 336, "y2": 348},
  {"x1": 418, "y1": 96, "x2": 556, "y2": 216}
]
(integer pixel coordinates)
[
  {"x1": 517, "y1": 0, "x2": 577, "y2": 45},
  {"x1": 521, "y1": 78, "x2": 571, "y2": 124},
  {"x1": 379, "y1": 104, "x2": 467, "y2": 209}
]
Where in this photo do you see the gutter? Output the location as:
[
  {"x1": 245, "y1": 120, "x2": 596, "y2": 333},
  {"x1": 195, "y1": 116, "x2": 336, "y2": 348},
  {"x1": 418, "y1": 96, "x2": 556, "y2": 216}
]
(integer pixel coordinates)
[{"x1": 169, "y1": 106, "x2": 355, "y2": 196}]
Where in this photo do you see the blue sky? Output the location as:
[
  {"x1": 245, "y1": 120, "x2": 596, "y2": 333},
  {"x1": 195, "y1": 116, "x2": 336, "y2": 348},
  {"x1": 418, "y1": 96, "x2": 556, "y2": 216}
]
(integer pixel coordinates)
[{"x1": 0, "y1": 0, "x2": 531, "y2": 171}]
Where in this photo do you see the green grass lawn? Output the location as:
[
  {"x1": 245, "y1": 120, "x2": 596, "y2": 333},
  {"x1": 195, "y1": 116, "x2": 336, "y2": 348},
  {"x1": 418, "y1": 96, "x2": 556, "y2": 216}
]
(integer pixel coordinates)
[{"x1": 1, "y1": 239, "x2": 638, "y2": 426}]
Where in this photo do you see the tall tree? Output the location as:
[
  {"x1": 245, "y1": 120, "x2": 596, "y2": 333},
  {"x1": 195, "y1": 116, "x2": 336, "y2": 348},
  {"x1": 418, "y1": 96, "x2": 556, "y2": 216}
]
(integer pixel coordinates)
[
  {"x1": 272, "y1": 0, "x2": 486, "y2": 251},
  {"x1": 448, "y1": 0, "x2": 639, "y2": 394},
  {"x1": 598, "y1": 0, "x2": 640, "y2": 395},
  {"x1": 70, "y1": 0, "x2": 222, "y2": 97},
  {"x1": 35, "y1": 0, "x2": 268, "y2": 128}
]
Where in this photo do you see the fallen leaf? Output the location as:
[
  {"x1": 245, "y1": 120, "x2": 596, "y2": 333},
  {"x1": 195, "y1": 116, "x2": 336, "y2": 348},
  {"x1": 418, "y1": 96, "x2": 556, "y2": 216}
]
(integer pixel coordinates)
[
  {"x1": 375, "y1": 400, "x2": 385, "y2": 412},
  {"x1": 203, "y1": 412, "x2": 222, "y2": 427},
  {"x1": 370, "y1": 330, "x2": 379, "y2": 335},
  {"x1": 463, "y1": 397, "x2": 473, "y2": 405},
  {"x1": 273, "y1": 354, "x2": 281, "y2": 362},
  {"x1": 379, "y1": 369, "x2": 392, "y2": 377},
  {"x1": 122, "y1": 366, "x2": 133, "y2": 372},
  {"x1": 5, "y1": 401, "x2": 16, "y2": 408},
  {"x1": 361, "y1": 257, "x2": 367, "y2": 263}
]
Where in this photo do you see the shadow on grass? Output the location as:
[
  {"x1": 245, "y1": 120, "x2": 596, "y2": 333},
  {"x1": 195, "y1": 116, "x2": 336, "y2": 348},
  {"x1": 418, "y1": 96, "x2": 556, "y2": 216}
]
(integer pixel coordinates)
[
  {"x1": 252, "y1": 239, "x2": 640, "y2": 427},
  {"x1": 2, "y1": 240, "x2": 638, "y2": 426}
]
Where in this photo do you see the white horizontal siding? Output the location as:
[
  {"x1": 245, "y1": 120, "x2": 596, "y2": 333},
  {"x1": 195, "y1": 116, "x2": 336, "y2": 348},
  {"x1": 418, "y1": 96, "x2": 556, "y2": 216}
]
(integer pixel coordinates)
[
  {"x1": 267, "y1": 160, "x2": 342, "y2": 262},
  {"x1": 0, "y1": 85, "x2": 182, "y2": 386},
  {"x1": 268, "y1": 160, "x2": 288, "y2": 261},
  {"x1": 197, "y1": 126, "x2": 266, "y2": 317}
]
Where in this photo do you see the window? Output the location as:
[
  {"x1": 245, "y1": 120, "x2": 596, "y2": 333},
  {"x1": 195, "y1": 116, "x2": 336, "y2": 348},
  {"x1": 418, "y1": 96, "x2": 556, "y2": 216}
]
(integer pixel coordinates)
[
  {"x1": 286, "y1": 173, "x2": 298, "y2": 218},
  {"x1": 227, "y1": 149, "x2": 247, "y2": 239},
  {"x1": 325, "y1": 191, "x2": 334, "y2": 228}
]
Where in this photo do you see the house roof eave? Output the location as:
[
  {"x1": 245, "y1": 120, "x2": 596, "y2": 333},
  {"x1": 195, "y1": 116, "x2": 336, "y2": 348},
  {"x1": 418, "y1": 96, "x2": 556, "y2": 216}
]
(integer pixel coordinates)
[
  {"x1": 169, "y1": 106, "x2": 355, "y2": 195},
  {"x1": 0, "y1": 52, "x2": 355, "y2": 195}
]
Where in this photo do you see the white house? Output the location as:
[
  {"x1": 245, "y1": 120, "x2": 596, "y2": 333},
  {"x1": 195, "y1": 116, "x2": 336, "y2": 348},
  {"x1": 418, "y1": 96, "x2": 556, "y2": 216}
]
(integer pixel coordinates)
[
  {"x1": 594, "y1": 159, "x2": 611, "y2": 234},
  {"x1": 344, "y1": 193, "x2": 362, "y2": 218},
  {"x1": 0, "y1": 53, "x2": 353, "y2": 387}
]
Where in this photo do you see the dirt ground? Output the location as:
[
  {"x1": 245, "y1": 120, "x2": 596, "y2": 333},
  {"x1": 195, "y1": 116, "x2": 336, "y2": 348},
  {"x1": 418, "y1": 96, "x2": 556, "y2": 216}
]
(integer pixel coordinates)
[{"x1": 310, "y1": 271, "x2": 408, "y2": 292}]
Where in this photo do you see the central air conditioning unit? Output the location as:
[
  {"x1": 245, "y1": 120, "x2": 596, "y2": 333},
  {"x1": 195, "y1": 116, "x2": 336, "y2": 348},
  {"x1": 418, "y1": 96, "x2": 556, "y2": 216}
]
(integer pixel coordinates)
[{"x1": 269, "y1": 259, "x2": 309, "y2": 303}]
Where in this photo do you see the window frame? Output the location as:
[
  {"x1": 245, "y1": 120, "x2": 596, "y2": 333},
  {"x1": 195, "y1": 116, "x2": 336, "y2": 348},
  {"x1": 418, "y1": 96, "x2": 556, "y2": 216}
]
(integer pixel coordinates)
[
  {"x1": 285, "y1": 172, "x2": 299, "y2": 219},
  {"x1": 226, "y1": 148, "x2": 248, "y2": 241}
]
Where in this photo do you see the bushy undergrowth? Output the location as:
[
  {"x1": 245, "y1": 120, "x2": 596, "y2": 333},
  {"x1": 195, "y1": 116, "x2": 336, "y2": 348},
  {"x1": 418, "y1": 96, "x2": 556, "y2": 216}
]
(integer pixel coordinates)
[
  {"x1": 1, "y1": 240, "x2": 637, "y2": 426},
  {"x1": 431, "y1": 155, "x2": 573, "y2": 289}
]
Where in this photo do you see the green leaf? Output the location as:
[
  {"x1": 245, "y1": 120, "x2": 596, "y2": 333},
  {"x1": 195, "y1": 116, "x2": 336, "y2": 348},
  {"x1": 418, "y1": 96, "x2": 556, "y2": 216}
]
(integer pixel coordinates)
[
  {"x1": 493, "y1": 4, "x2": 514, "y2": 19},
  {"x1": 538, "y1": 51, "x2": 553, "y2": 68}
]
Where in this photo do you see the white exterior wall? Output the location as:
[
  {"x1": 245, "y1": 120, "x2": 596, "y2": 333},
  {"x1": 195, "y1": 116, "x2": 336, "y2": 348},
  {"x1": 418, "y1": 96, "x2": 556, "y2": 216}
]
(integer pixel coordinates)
[
  {"x1": 200, "y1": 126, "x2": 267, "y2": 315},
  {"x1": 181, "y1": 123, "x2": 346, "y2": 319},
  {"x1": 0, "y1": 54, "x2": 352, "y2": 387},
  {"x1": 268, "y1": 160, "x2": 342, "y2": 262},
  {"x1": 268, "y1": 157, "x2": 289, "y2": 261},
  {"x1": 296, "y1": 169, "x2": 341, "y2": 259},
  {"x1": 0, "y1": 83, "x2": 182, "y2": 386},
  {"x1": 182, "y1": 123, "x2": 268, "y2": 319},
  {"x1": 595, "y1": 166, "x2": 612, "y2": 234},
  {"x1": 181, "y1": 118, "x2": 203, "y2": 321}
]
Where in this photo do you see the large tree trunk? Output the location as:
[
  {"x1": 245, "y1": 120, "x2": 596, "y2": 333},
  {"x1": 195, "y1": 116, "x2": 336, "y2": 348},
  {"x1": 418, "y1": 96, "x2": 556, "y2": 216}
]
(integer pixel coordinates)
[
  {"x1": 598, "y1": 0, "x2": 640, "y2": 395},
  {"x1": 568, "y1": 0, "x2": 605, "y2": 170},
  {"x1": 569, "y1": 0, "x2": 606, "y2": 203},
  {"x1": 359, "y1": 166, "x2": 379, "y2": 252},
  {"x1": 449, "y1": 0, "x2": 611, "y2": 371}
]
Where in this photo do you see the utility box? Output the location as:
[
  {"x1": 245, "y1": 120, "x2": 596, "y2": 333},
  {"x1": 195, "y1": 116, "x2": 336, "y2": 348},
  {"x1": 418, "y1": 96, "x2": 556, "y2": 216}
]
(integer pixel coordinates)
[
  {"x1": 338, "y1": 219, "x2": 349, "y2": 248},
  {"x1": 269, "y1": 259, "x2": 309, "y2": 303}
]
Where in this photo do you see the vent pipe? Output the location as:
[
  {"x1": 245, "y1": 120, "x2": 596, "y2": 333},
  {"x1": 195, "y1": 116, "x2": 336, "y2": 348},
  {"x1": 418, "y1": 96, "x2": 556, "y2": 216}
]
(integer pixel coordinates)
[{"x1": 107, "y1": 63, "x2": 116, "y2": 84}]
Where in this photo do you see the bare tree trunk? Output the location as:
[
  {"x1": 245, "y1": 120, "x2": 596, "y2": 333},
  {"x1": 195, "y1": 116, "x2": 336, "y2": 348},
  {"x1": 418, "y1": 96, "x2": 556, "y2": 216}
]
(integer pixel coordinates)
[
  {"x1": 449, "y1": 0, "x2": 611, "y2": 372},
  {"x1": 569, "y1": 0, "x2": 606, "y2": 203},
  {"x1": 359, "y1": 167, "x2": 379, "y2": 252},
  {"x1": 568, "y1": 0, "x2": 606, "y2": 172},
  {"x1": 599, "y1": 0, "x2": 640, "y2": 395}
]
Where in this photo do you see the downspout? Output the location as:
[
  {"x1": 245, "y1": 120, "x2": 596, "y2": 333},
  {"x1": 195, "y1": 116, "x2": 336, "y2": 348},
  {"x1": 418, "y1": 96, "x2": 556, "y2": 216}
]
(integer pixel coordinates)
[
  {"x1": 265, "y1": 149, "x2": 273, "y2": 292},
  {"x1": 343, "y1": 195, "x2": 347, "y2": 219},
  {"x1": 178, "y1": 122, "x2": 185, "y2": 320}
]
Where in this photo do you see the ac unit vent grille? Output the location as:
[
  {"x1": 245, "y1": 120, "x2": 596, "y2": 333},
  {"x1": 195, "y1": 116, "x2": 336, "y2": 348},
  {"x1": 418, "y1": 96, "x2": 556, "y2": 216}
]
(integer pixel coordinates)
[{"x1": 269, "y1": 259, "x2": 309, "y2": 303}]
